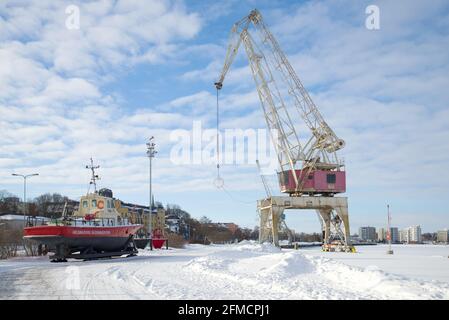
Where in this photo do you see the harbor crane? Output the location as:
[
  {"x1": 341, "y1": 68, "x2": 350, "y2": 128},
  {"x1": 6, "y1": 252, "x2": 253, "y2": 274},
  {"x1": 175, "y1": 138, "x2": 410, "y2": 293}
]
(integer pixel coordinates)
[{"x1": 215, "y1": 9, "x2": 354, "y2": 252}]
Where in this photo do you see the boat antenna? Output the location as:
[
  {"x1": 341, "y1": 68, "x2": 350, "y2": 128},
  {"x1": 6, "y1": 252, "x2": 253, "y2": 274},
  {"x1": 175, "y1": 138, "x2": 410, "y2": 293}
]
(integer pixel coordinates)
[{"x1": 86, "y1": 157, "x2": 100, "y2": 193}]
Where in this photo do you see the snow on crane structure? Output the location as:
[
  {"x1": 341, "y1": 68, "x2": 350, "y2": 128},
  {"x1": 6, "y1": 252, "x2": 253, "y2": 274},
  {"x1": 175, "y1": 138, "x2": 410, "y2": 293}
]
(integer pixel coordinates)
[{"x1": 215, "y1": 9, "x2": 354, "y2": 252}]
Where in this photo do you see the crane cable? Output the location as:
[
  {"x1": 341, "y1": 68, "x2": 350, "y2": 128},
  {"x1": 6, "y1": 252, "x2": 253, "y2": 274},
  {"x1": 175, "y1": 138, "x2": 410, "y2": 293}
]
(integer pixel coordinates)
[
  {"x1": 214, "y1": 87, "x2": 224, "y2": 189},
  {"x1": 220, "y1": 185, "x2": 255, "y2": 205},
  {"x1": 216, "y1": 87, "x2": 220, "y2": 178},
  {"x1": 214, "y1": 88, "x2": 254, "y2": 205}
]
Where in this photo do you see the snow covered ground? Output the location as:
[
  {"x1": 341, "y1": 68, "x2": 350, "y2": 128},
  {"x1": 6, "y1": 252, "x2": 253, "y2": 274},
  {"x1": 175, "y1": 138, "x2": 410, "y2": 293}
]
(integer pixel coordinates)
[{"x1": 0, "y1": 242, "x2": 448, "y2": 300}]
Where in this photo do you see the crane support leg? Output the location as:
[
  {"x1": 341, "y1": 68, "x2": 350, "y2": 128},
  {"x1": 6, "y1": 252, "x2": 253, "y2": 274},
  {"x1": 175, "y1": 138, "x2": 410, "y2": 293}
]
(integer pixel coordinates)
[
  {"x1": 258, "y1": 205, "x2": 284, "y2": 246},
  {"x1": 259, "y1": 206, "x2": 271, "y2": 243},
  {"x1": 257, "y1": 196, "x2": 354, "y2": 252},
  {"x1": 317, "y1": 208, "x2": 331, "y2": 246},
  {"x1": 270, "y1": 206, "x2": 283, "y2": 247},
  {"x1": 335, "y1": 205, "x2": 351, "y2": 247}
]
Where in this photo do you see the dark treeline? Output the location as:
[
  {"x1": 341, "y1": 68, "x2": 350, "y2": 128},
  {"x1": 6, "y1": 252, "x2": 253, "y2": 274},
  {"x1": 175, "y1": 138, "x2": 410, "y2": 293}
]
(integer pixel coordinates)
[{"x1": 0, "y1": 190, "x2": 69, "y2": 217}]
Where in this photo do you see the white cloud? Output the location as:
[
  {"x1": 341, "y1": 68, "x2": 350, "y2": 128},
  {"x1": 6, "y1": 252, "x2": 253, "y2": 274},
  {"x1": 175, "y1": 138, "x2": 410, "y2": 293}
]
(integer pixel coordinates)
[
  {"x1": 0, "y1": 0, "x2": 205, "y2": 196},
  {"x1": 1, "y1": 1, "x2": 448, "y2": 231}
]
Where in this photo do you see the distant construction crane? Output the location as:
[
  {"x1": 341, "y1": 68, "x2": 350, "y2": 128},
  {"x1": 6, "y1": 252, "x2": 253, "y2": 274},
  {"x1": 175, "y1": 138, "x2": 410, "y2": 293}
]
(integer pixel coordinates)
[{"x1": 215, "y1": 9, "x2": 354, "y2": 252}]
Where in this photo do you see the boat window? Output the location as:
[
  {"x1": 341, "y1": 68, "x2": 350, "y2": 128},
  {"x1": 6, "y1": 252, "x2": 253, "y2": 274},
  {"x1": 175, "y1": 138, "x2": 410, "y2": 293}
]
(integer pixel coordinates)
[
  {"x1": 82, "y1": 200, "x2": 88, "y2": 208},
  {"x1": 92, "y1": 199, "x2": 97, "y2": 208}
]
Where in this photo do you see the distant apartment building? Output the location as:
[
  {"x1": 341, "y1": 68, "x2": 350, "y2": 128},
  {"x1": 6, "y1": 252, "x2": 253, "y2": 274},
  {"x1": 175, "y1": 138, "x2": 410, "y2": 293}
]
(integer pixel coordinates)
[
  {"x1": 400, "y1": 226, "x2": 422, "y2": 244},
  {"x1": 399, "y1": 228, "x2": 409, "y2": 243},
  {"x1": 377, "y1": 228, "x2": 386, "y2": 242},
  {"x1": 390, "y1": 227, "x2": 399, "y2": 243},
  {"x1": 409, "y1": 226, "x2": 422, "y2": 243},
  {"x1": 359, "y1": 227, "x2": 376, "y2": 241},
  {"x1": 377, "y1": 227, "x2": 399, "y2": 243},
  {"x1": 437, "y1": 229, "x2": 449, "y2": 243}
]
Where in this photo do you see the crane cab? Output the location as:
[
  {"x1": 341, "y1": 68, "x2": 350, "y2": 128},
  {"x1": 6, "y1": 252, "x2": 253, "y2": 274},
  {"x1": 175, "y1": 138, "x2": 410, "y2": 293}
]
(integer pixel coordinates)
[{"x1": 278, "y1": 169, "x2": 346, "y2": 195}]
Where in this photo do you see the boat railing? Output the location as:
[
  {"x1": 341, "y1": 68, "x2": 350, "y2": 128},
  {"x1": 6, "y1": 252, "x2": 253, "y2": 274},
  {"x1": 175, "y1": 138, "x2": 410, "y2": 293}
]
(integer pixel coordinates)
[
  {"x1": 26, "y1": 215, "x2": 133, "y2": 227},
  {"x1": 25, "y1": 216, "x2": 49, "y2": 227},
  {"x1": 57, "y1": 218, "x2": 117, "y2": 227}
]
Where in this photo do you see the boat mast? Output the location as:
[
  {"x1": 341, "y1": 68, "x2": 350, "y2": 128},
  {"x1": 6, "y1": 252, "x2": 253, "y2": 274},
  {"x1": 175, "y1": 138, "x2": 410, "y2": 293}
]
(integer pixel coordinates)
[{"x1": 86, "y1": 157, "x2": 100, "y2": 193}]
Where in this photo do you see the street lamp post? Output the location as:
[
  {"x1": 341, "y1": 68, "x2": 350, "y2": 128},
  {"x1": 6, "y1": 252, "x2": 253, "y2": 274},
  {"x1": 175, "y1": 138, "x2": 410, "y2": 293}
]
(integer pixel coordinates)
[
  {"x1": 11, "y1": 173, "x2": 39, "y2": 225},
  {"x1": 146, "y1": 137, "x2": 157, "y2": 243}
]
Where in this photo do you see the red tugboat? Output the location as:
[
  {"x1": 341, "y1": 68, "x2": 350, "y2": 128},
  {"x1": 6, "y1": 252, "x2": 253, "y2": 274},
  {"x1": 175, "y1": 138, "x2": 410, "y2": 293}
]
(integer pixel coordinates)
[{"x1": 23, "y1": 159, "x2": 143, "y2": 262}]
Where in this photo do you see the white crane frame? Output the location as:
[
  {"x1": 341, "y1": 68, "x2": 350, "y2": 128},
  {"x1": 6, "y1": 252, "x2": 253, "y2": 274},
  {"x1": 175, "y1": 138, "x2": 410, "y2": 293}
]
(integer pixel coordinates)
[{"x1": 216, "y1": 9, "x2": 353, "y2": 251}]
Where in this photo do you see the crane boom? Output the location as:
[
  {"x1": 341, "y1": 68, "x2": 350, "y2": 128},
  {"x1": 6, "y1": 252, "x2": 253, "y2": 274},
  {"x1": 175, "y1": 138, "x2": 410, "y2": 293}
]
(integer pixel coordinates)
[
  {"x1": 216, "y1": 9, "x2": 346, "y2": 195},
  {"x1": 215, "y1": 17, "x2": 249, "y2": 89}
]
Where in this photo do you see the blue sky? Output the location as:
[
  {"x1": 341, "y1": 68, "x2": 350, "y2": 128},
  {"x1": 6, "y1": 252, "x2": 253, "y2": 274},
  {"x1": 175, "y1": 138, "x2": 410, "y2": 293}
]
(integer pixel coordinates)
[{"x1": 1, "y1": 0, "x2": 449, "y2": 233}]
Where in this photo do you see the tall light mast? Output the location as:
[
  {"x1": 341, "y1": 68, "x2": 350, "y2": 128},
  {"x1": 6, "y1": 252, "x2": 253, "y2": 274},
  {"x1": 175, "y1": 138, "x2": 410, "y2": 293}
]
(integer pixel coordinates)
[
  {"x1": 146, "y1": 137, "x2": 157, "y2": 239},
  {"x1": 11, "y1": 173, "x2": 39, "y2": 224}
]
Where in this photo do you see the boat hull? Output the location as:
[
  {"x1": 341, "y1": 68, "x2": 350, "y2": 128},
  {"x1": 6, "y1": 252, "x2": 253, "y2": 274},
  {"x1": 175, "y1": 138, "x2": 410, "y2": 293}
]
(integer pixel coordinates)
[{"x1": 24, "y1": 225, "x2": 142, "y2": 252}]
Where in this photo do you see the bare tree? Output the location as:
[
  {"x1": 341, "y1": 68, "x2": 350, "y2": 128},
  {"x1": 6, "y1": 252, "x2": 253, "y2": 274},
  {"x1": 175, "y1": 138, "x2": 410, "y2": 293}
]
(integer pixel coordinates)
[
  {"x1": 199, "y1": 216, "x2": 212, "y2": 224},
  {"x1": 34, "y1": 193, "x2": 68, "y2": 217},
  {"x1": 0, "y1": 227, "x2": 22, "y2": 259}
]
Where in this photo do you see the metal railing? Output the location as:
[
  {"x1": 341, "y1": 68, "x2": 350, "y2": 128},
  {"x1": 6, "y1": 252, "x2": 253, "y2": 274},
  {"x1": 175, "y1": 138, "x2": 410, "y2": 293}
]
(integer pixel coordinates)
[{"x1": 26, "y1": 216, "x2": 131, "y2": 227}]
